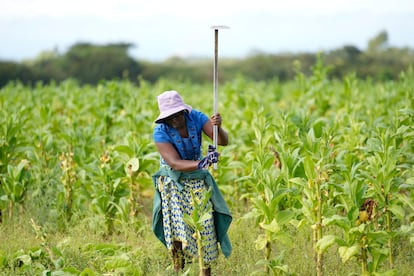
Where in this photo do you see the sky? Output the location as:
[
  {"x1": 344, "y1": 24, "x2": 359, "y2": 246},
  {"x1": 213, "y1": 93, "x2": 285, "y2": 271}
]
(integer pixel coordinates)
[{"x1": 1, "y1": 0, "x2": 414, "y2": 62}]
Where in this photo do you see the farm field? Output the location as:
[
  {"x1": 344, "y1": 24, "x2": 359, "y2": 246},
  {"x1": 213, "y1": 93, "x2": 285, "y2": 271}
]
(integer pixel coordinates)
[{"x1": 1, "y1": 63, "x2": 413, "y2": 275}]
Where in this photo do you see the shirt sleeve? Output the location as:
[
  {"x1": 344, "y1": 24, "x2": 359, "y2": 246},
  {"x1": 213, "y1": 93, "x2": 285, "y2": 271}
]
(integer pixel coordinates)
[
  {"x1": 153, "y1": 110, "x2": 208, "y2": 143},
  {"x1": 153, "y1": 124, "x2": 171, "y2": 143},
  {"x1": 191, "y1": 109, "x2": 209, "y2": 131}
]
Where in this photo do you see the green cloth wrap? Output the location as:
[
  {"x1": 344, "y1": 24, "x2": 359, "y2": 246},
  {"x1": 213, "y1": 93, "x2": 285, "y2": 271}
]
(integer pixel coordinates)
[{"x1": 152, "y1": 167, "x2": 232, "y2": 257}]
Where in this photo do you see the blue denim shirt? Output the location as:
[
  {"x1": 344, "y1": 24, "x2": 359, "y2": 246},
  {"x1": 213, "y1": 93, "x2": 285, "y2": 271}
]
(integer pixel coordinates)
[{"x1": 153, "y1": 109, "x2": 208, "y2": 163}]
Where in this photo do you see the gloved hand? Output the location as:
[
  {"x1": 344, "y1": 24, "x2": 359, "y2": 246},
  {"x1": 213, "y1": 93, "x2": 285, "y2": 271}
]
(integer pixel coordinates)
[
  {"x1": 197, "y1": 145, "x2": 219, "y2": 170},
  {"x1": 207, "y1": 145, "x2": 219, "y2": 163}
]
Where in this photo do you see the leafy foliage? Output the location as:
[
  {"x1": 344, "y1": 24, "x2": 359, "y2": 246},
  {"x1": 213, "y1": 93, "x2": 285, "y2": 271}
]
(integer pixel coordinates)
[{"x1": 0, "y1": 60, "x2": 413, "y2": 275}]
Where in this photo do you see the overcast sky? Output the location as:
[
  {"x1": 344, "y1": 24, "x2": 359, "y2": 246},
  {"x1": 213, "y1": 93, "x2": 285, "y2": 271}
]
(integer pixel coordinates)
[{"x1": 1, "y1": 0, "x2": 413, "y2": 62}]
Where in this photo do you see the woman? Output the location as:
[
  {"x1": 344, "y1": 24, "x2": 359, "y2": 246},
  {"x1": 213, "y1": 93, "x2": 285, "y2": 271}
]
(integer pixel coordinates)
[{"x1": 151, "y1": 90, "x2": 232, "y2": 275}]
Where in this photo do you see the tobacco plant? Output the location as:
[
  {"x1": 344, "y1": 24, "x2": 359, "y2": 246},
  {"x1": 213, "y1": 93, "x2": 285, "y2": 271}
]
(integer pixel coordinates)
[
  {"x1": 0, "y1": 159, "x2": 31, "y2": 220},
  {"x1": 0, "y1": 110, "x2": 30, "y2": 222},
  {"x1": 241, "y1": 111, "x2": 296, "y2": 275},
  {"x1": 183, "y1": 187, "x2": 213, "y2": 275}
]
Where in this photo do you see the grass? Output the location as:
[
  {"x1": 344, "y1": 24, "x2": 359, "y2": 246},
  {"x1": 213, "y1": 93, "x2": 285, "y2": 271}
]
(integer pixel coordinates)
[{"x1": 1, "y1": 207, "x2": 413, "y2": 275}]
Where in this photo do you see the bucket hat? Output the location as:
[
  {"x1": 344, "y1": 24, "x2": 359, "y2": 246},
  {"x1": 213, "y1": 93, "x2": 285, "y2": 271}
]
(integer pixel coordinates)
[{"x1": 155, "y1": 90, "x2": 192, "y2": 123}]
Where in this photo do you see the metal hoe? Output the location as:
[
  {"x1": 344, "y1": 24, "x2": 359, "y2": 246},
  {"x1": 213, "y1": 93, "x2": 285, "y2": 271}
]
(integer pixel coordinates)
[{"x1": 211, "y1": 25, "x2": 229, "y2": 169}]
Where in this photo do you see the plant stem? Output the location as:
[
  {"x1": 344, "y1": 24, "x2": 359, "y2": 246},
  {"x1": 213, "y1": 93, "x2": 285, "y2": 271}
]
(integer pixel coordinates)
[
  {"x1": 8, "y1": 201, "x2": 13, "y2": 220},
  {"x1": 361, "y1": 235, "x2": 368, "y2": 274},
  {"x1": 315, "y1": 177, "x2": 323, "y2": 276},
  {"x1": 129, "y1": 177, "x2": 137, "y2": 217},
  {"x1": 265, "y1": 239, "x2": 271, "y2": 274},
  {"x1": 196, "y1": 230, "x2": 205, "y2": 276},
  {"x1": 386, "y1": 210, "x2": 394, "y2": 268}
]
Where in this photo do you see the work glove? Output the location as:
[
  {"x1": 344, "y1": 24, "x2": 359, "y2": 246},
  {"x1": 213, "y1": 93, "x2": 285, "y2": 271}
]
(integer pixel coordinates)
[{"x1": 197, "y1": 145, "x2": 219, "y2": 170}]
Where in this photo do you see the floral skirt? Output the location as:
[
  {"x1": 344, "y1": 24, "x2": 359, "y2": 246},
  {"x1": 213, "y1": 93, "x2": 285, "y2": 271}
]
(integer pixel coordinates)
[{"x1": 155, "y1": 175, "x2": 219, "y2": 264}]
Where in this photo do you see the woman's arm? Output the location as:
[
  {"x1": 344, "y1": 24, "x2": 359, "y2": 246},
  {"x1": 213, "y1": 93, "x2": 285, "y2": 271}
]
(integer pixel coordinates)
[
  {"x1": 155, "y1": 142, "x2": 200, "y2": 172},
  {"x1": 203, "y1": 113, "x2": 229, "y2": 146}
]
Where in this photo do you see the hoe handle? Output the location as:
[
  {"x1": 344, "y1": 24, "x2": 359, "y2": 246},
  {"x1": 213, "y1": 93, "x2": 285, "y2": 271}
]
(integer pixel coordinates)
[
  {"x1": 213, "y1": 28, "x2": 219, "y2": 170},
  {"x1": 211, "y1": 25, "x2": 228, "y2": 170}
]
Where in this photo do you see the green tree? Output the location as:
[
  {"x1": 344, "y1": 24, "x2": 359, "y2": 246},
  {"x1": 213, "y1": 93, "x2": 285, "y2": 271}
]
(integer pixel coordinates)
[
  {"x1": 367, "y1": 30, "x2": 389, "y2": 53},
  {"x1": 64, "y1": 43, "x2": 142, "y2": 84}
]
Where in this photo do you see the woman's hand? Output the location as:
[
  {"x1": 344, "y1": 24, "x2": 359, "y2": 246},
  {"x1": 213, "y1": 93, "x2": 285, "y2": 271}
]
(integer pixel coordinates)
[
  {"x1": 203, "y1": 113, "x2": 228, "y2": 146},
  {"x1": 210, "y1": 113, "x2": 222, "y2": 128},
  {"x1": 197, "y1": 146, "x2": 219, "y2": 170}
]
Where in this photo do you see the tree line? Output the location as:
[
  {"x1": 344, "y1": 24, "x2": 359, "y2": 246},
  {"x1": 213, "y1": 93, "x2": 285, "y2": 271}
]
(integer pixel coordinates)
[{"x1": 1, "y1": 31, "x2": 413, "y2": 87}]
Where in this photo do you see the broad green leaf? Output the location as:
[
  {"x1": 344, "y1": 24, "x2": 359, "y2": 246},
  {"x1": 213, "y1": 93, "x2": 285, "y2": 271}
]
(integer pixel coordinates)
[
  {"x1": 198, "y1": 213, "x2": 212, "y2": 223},
  {"x1": 367, "y1": 231, "x2": 389, "y2": 245},
  {"x1": 396, "y1": 125, "x2": 410, "y2": 136},
  {"x1": 397, "y1": 194, "x2": 414, "y2": 212},
  {"x1": 125, "y1": 157, "x2": 139, "y2": 176},
  {"x1": 275, "y1": 209, "x2": 295, "y2": 226},
  {"x1": 316, "y1": 235, "x2": 340, "y2": 253},
  {"x1": 14, "y1": 254, "x2": 32, "y2": 265},
  {"x1": 349, "y1": 223, "x2": 366, "y2": 234},
  {"x1": 183, "y1": 214, "x2": 197, "y2": 230},
  {"x1": 273, "y1": 232, "x2": 293, "y2": 246},
  {"x1": 255, "y1": 234, "x2": 268, "y2": 251},
  {"x1": 323, "y1": 215, "x2": 351, "y2": 230},
  {"x1": 260, "y1": 219, "x2": 280, "y2": 233},
  {"x1": 114, "y1": 145, "x2": 134, "y2": 156},
  {"x1": 289, "y1": 177, "x2": 307, "y2": 187},
  {"x1": 387, "y1": 203, "x2": 405, "y2": 220},
  {"x1": 303, "y1": 156, "x2": 316, "y2": 179},
  {"x1": 80, "y1": 268, "x2": 98, "y2": 276},
  {"x1": 338, "y1": 245, "x2": 360, "y2": 263},
  {"x1": 399, "y1": 224, "x2": 414, "y2": 234},
  {"x1": 61, "y1": 267, "x2": 82, "y2": 275},
  {"x1": 104, "y1": 255, "x2": 131, "y2": 270},
  {"x1": 264, "y1": 186, "x2": 273, "y2": 203},
  {"x1": 252, "y1": 197, "x2": 270, "y2": 219}
]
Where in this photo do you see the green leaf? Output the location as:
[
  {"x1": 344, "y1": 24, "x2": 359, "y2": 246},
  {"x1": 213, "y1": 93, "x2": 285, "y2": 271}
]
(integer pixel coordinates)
[
  {"x1": 303, "y1": 156, "x2": 316, "y2": 179},
  {"x1": 275, "y1": 209, "x2": 295, "y2": 226},
  {"x1": 61, "y1": 267, "x2": 82, "y2": 275},
  {"x1": 255, "y1": 234, "x2": 268, "y2": 251},
  {"x1": 14, "y1": 254, "x2": 32, "y2": 265},
  {"x1": 367, "y1": 231, "x2": 389, "y2": 245},
  {"x1": 183, "y1": 214, "x2": 197, "y2": 230},
  {"x1": 349, "y1": 223, "x2": 366, "y2": 234},
  {"x1": 396, "y1": 125, "x2": 410, "y2": 136},
  {"x1": 125, "y1": 157, "x2": 139, "y2": 176},
  {"x1": 338, "y1": 245, "x2": 360, "y2": 263},
  {"x1": 316, "y1": 235, "x2": 340, "y2": 253},
  {"x1": 387, "y1": 203, "x2": 405, "y2": 220},
  {"x1": 260, "y1": 219, "x2": 280, "y2": 233},
  {"x1": 323, "y1": 215, "x2": 351, "y2": 231},
  {"x1": 264, "y1": 186, "x2": 273, "y2": 203},
  {"x1": 198, "y1": 213, "x2": 212, "y2": 224},
  {"x1": 273, "y1": 232, "x2": 293, "y2": 246},
  {"x1": 0, "y1": 250, "x2": 7, "y2": 268},
  {"x1": 406, "y1": 177, "x2": 414, "y2": 185},
  {"x1": 79, "y1": 268, "x2": 98, "y2": 276},
  {"x1": 289, "y1": 177, "x2": 307, "y2": 187},
  {"x1": 114, "y1": 145, "x2": 134, "y2": 156},
  {"x1": 252, "y1": 197, "x2": 270, "y2": 219}
]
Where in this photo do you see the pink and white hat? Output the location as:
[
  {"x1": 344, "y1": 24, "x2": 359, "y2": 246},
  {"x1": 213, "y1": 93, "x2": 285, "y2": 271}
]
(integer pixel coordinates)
[{"x1": 155, "y1": 90, "x2": 192, "y2": 123}]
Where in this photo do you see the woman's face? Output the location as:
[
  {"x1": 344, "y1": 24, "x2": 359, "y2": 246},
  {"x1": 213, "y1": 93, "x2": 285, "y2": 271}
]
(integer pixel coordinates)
[{"x1": 165, "y1": 110, "x2": 186, "y2": 129}]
